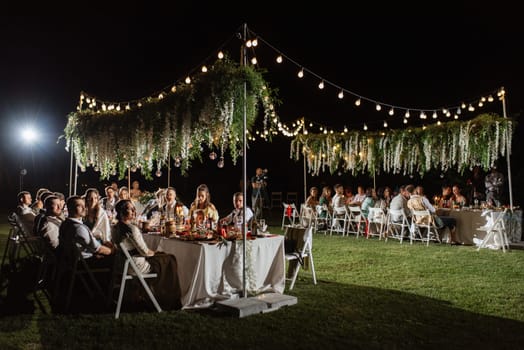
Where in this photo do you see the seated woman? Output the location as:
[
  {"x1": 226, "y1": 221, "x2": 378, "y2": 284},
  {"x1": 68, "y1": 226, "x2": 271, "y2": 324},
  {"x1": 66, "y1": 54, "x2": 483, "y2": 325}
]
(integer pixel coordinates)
[
  {"x1": 451, "y1": 185, "x2": 467, "y2": 207},
  {"x1": 360, "y1": 188, "x2": 375, "y2": 219},
  {"x1": 188, "y1": 184, "x2": 219, "y2": 228},
  {"x1": 112, "y1": 199, "x2": 182, "y2": 310},
  {"x1": 305, "y1": 187, "x2": 319, "y2": 208},
  {"x1": 318, "y1": 186, "x2": 333, "y2": 218},
  {"x1": 84, "y1": 188, "x2": 112, "y2": 242}
]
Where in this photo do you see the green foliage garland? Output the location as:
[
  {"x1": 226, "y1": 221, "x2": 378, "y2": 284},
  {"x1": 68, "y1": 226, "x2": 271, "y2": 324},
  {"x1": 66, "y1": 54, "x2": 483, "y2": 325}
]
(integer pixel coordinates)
[
  {"x1": 291, "y1": 113, "x2": 515, "y2": 176},
  {"x1": 64, "y1": 58, "x2": 277, "y2": 179}
]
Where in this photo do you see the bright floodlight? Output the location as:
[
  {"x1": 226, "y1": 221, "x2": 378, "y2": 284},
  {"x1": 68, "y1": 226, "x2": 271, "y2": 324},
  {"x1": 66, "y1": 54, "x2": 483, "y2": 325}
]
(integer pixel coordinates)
[{"x1": 21, "y1": 127, "x2": 38, "y2": 143}]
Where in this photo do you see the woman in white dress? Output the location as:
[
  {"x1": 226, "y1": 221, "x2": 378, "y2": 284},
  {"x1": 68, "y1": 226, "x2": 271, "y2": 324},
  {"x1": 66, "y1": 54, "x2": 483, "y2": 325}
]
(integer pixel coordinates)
[{"x1": 84, "y1": 188, "x2": 112, "y2": 242}]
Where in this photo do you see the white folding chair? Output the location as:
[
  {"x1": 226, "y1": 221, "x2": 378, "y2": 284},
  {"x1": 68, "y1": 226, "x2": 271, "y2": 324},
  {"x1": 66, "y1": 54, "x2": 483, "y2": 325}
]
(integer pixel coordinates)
[
  {"x1": 315, "y1": 204, "x2": 331, "y2": 234},
  {"x1": 299, "y1": 204, "x2": 317, "y2": 231},
  {"x1": 386, "y1": 208, "x2": 410, "y2": 243},
  {"x1": 114, "y1": 243, "x2": 162, "y2": 319},
  {"x1": 285, "y1": 226, "x2": 317, "y2": 290},
  {"x1": 476, "y1": 208, "x2": 510, "y2": 252},
  {"x1": 330, "y1": 205, "x2": 349, "y2": 236},
  {"x1": 281, "y1": 202, "x2": 300, "y2": 229},
  {"x1": 410, "y1": 209, "x2": 441, "y2": 246},
  {"x1": 367, "y1": 207, "x2": 387, "y2": 240},
  {"x1": 347, "y1": 205, "x2": 366, "y2": 238}
]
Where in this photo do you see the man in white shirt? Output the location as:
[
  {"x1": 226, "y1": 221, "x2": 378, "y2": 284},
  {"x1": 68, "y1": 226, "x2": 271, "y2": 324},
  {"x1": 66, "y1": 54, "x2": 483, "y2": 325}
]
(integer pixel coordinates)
[
  {"x1": 220, "y1": 192, "x2": 254, "y2": 228},
  {"x1": 162, "y1": 187, "x2": 189, "y2": 220},
  {"x1": 15, "y1": 191, "x2": 36, "y2": 235},
  {"x1": 35, "y1": 195, "x2": 64, "y2": 249}
]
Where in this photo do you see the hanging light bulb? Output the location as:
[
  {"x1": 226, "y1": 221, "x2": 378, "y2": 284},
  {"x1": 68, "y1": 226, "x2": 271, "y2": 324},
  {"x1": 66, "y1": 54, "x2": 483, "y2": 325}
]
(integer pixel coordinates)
[
  {"x1": 375, "y1": 104, "x2": 381, "y2": 111},
  {"x1": 363, "y1": 124, "x2": 368, "y2": 131},
  {"x1": 478, "y1": 101, "x2": 483, "y2": 107},
  {"x1": 355, "y1": 98, "x2": 361, "y2": 106},
  {"x1": 383, "y1": 121, "x2": 388, "y2": 128},
  {"x1": 155, "y1": 169, "x2": 162, "y2": 177},
  {"x1": 461, "y1": 102, "x2": 466, "y2": 109},
  {"x1": 158, "y1": 93, "x2": 164, "y2": 99},
  {"x1": 276, "y1": 55, "x2": 283, "y2": 63},
  {"x1": 209, "y1": 151, "x2": 217, "y2": 160},
  {"x1": 218, "y1": 51, "x2": 224, "y2": 59},
  {"x1": 318, "y1": 81, "x2": 324, "y2": 89},
  {"x1": 297, "y1": 68, "x2": 304, "y2": 78},
  {"x1": 456, "y1": 107, "x2": 461, "y2": 114},
  {"x1": 94, "y1": 166, "x2": 99, "y2": 172},
  {"x1": 171, "y1": 85, "x2": 177, "y2": 93},
  {"x1": 487, "y1": 95, "x2": 494, "y2": 102},
  {"x1": 468, "y1": 104, "x2": 475, "y2": 112},
  {"x1": 432, "y1": 111, "x2": 438, "y2": 119},
  {"x1": 201, "y1": 65, "x2": 208, "y2": 73},
  {"x1": 437, "y1": 121, "x2": 442, "y2": 126},
  {"x1": 185, "y1": 76, "x2": 191, "y2": 84},
  {"x1": 116, "y1": 105, "x2": 121, "y2": 111},
  {"x1": 338, "y1": 91, "x2": 344, "y2": 99},
  {"x1": 405, "y1": 110, "x2": 410, "y2": 118},
  {"x1": 388, "y1": 108, "x2": 394, "y2": 116},
  {"x1": 403, "y1": 118, "x2": 408, "y2": 124},
  {"x1": 252, "y1": 38, "x2": 258, "y2": 47},
  {"x1": 246, "y1": 39, "x2": 252, "y2": 47},
  {"x1": 217, "y1": 157, "x2": 225, "y2": 168}
]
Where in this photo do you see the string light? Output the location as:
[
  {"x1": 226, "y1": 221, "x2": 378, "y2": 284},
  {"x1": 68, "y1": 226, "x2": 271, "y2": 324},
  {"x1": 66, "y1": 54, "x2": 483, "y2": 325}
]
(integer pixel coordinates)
[
  {"x1": 338, "y1": 91, "x2": 344, "y2": 99},
  {"x1": 318, "y1": 81, "x2": 324, "y2": 89},
  {"x1": 297, "y1": 68, "x2": 304, "y2": 78}
]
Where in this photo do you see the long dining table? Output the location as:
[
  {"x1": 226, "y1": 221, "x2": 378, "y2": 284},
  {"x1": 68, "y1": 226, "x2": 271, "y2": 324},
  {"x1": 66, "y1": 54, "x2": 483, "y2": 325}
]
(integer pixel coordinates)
[
  {"x1": 436, "y1": 208, "x2": 522, "y2": 245},
  {"x1": 143, "y1": 233, "x2": 285, "y2": 309}
]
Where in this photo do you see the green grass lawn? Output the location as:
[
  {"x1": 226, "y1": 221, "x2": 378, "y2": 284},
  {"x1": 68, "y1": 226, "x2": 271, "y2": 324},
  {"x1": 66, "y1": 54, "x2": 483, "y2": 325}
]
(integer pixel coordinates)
[{"x1": 1, "y1": 214, "x2": 523, "y2": 349}]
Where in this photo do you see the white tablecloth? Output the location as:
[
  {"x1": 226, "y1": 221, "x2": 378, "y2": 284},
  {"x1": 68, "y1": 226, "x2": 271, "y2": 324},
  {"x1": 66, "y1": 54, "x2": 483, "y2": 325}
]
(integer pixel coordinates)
[{"x1": 143, "y1": 234, "x2": 285, "y2": 308}]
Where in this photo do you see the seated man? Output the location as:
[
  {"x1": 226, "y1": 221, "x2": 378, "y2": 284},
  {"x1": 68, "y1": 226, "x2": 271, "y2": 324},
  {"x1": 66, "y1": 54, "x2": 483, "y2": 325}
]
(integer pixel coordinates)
[
  {"x1": 389, "y1": 185, "x2": 413, "y2": 222},
  {"x1": 58, "y1": 196, "x2": 114, "y2": 269},
  {"x1": 35, "y1": 195, "x2": 64, "y2": 249},
  {"x1": 220, "y1": 192, "x2": 254, "y2": 230},
  {"x1": 15, "y1": 191, "x2": 36, "y2": 235}
]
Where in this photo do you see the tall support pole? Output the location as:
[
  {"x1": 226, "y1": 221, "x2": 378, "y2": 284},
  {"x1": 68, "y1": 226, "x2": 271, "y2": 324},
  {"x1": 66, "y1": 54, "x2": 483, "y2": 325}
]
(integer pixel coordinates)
[
  {"x1": 241, "y1": 23, "x2": 248, "y2": 298},
  {"x1": 501, "y1": 88, "x2": 514, "y2": 209},
  {"x1": 168, "y1": 157, "x2": 171, "y2": 188},
  {"x1": 127, "y1": 167, "x2": 131, "y2": 192},
  {"x1": 68, "y1": 141, "x2": 74, "y2": 197},
  {"x1": 303, "y1": 119, "x2": 307, "y2": 203}
]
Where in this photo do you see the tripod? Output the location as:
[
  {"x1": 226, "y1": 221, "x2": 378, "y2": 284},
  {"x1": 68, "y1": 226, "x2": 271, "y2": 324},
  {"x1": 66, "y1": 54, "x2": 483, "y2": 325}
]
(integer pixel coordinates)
[{"x1": 252, "y1": 183, "x2": 265, "y2": 222}]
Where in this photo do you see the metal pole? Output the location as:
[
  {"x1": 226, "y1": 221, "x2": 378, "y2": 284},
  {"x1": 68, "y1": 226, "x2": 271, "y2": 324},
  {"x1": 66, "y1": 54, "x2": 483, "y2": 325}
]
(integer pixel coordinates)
[
  {"x1": 241, "y1": 23, "x2": 248, "y2": 298},
  {"x1": 128, "y1": 167, "x2": 131, "y2": 192},
  {"x1": 501, "y1": 89, "x2": 513, "y2": 209},
  {"x1": 168, "y1": 157, "x2": 171, "y2": 188},
  {"x1": 303, "y1": 120, "x2": 307, "y2": 203},
  {"x1": 69, "y1": 140, "x2": 74, "y2": 197}
]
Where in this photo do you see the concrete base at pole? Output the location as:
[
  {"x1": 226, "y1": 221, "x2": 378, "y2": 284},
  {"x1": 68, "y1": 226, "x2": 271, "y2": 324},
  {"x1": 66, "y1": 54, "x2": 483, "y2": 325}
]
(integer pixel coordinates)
[{"x1": 215, "y1": 293, "x2": 297, "y2": 318}]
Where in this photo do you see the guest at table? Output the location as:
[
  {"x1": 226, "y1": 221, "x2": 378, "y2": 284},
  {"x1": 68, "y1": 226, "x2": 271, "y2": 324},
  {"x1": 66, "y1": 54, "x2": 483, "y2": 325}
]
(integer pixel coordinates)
[
  {"x1": 305, "y1": 187, "x2": 319, "y2": 208},
  {"x1": 189, "y1": 184, "x2": 219, "y2": 226},
  {"x1": 118, "y1": 186, "x2": 130, "y2": 201},
  {"x1": 390, "y1": 185, "x2": 413, "y2": 222},
  {"x1": 142, "y1": 188, "x2": 166, "y2": 220},
  {"x1": 35, "y1": 195, "x2": 64, "y2": 249},
  {"x1": 351, "y1": 186, "x2": 366, "y2": 205},
  {"x1": 318, "y1": 186, "x2": 333, "y2": 218},
  {"x1": 220, "y1": 192, "x2": 254, "y2": 228},
  {"x1": 451, "y1": 185, "x2": 467, "y2": 207},
  {"x1": 102, "y1": 185, "x2": 118, "y2": 213},
  {"x1": 130, "y1": 180, "x2": 142, "y2": 201},
  {"x1": 374, "y1": 186, "x2": 392, "y2": 210},
  {"x1": 343, "y1": 186, "x2": 354, "y2": 205},
  {"x1": 437, "y1": 185, "x2": 453, "y2": 208},
  {"x1": 360, "y1": 188, "x2": 375, "y2": 219},
  {"x1": 31, "y1": 188, "x2": 50, "y2": 215},
  {"x1": 408, "y1": 186, "x2": 459, "y2": 244},
  {"x1": 112, "y1": 199, "x2": 182, "y2": 310},
  {"x1": 16, "y1": 191, "x2": 36, "y2": 235},
  {"x1": 54, "y1": 191, "x2": 67, "y2": 219},
  {"x1": 162, "y1": 187, "x2": 189, "y2": 221},
  {"x1": 84, "y1": 188, "x2": 112, "y2": 242}
]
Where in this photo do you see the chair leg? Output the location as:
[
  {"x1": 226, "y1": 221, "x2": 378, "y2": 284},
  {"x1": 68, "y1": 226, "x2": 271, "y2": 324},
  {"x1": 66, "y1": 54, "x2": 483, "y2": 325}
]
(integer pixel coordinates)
[{"x1": 309, "y1": 255, "x2": 317, "y2": 285}]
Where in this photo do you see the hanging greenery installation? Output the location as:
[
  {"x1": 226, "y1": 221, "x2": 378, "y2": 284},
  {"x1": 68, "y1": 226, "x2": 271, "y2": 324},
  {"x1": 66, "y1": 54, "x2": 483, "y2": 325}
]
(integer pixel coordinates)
[
  {"x1": 291, "y1": 113, "x2": 515, "y2": 176},
  {"x1": 64, "y1": 57, "x2": 278, "y2": 179}
]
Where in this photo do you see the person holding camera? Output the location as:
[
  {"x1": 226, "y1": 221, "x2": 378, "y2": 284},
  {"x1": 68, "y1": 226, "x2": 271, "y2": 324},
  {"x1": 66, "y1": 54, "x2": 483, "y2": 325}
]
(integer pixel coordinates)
[{"x1": 251, "y1": 168, "x2": 269, "y2": 220}]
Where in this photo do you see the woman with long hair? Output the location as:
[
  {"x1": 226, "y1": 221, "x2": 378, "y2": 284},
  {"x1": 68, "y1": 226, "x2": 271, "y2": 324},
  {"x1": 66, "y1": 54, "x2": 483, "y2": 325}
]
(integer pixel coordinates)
[
  {"x1": 188, "y1": 184, "x2": 219, "y2": 226},
  {"x1": 112, "y1": 199, "x2": 182, "y2": 310},
  {"x1": 84, "y1": 188, "x2": 112, "y2": 242}
]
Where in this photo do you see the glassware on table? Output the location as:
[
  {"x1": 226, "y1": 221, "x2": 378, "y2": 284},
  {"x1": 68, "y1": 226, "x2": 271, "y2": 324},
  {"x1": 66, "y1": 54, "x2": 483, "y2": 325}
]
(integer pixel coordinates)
[{"x1": 234, "y1": 215, "x2": 243, "y2": 232}]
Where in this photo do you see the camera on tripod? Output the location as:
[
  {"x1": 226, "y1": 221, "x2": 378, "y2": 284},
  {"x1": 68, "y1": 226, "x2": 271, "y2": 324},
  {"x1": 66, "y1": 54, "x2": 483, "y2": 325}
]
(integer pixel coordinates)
[{"x1": 257, "y1": 169, "x2": 269, "y2": 183}]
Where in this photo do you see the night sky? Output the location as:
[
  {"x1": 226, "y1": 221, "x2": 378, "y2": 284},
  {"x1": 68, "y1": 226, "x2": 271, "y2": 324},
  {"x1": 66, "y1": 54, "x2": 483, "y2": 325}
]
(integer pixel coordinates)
[{"x1": 1, "y1": 3, "x2": 523, "y2": 212}]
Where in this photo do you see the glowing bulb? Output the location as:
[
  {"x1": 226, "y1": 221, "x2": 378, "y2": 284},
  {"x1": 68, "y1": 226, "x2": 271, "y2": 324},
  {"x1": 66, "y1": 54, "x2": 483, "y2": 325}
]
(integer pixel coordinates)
[
  {"x1": 209, "y1": 152, "x2": 217, "y2": 160},
  {"x1": 116, "y1": 105, "x2": 121, "y2": 111},
  {"x1": 488, "y1": 95, "x2": 494, "y2": 102},
  {"x1": 318, "y1": 81, "x2": 324, "y2": 89},
  {"x1": 171, "y1": 85, "x2": 177, "y2": 93},
  {"x1": 405, "y1": 110, "x2": 410, "y2": 118},
  {"x1": 218, "y1": 51, "x2": 224, "y2": 59},
  {"x1": 276, "y1": 55, "x2": 283, "y2": 63},
  {"x1": 297, "y1": 69, "x2": 304, "y2": 78},
  {"x1": 478, "y1": 101, "x2": 483, "y2": 107},
  {"x1": 158, "y1": 93, "x2": 163, "y2": 99},
  {"x1": 155, "y1": 170, "x2": 162, "y2": 177},
  {"x1": 375, "y1": 104, "x2": 381, "y2": 111},
  {"x1": 355, "y1": 98, "x2": 361, "y2": 106},
  {"x1": 388, "y1": 108, "x2": 394, "y2": 116},
  {"x1": 461, "y1": 102, "x2": 466, "y2": 109},
  {"x1": 125, "y1": 104, "x2": 131, "y2": 110},
  {"x1": 383, "y1": 121, "x2": 388, "y2": 128},
  {"x1": 185, "y1": 76, "x2": 191, "y2": 84},
  {"x1": 252, "y1": 38, "x2": 258, "y2": 46},
  {"x1": 468, "y1": 104, "x2": 474, "y2": 112},
  {"x1": 251, "y1": 57, "x2": 257, "y2": 65},
  {"x1": 403, "y1": 118, "x2": 408, "y2": 124},
  {"x1": 338, "y1": 91, "x2": 344, "y2": 99},
  {"x1": 363, "y1": 124, "x2": 368, "y2": 131},
  {"x1": 201, "y1": 66, "x2": 207, "y2": 73},
  {"x1": 246, "y1": 40, "x2": 252, "y2": 47},
  {"x1": 432, "y1": 111, "x2": 437, "y2": 119}
]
